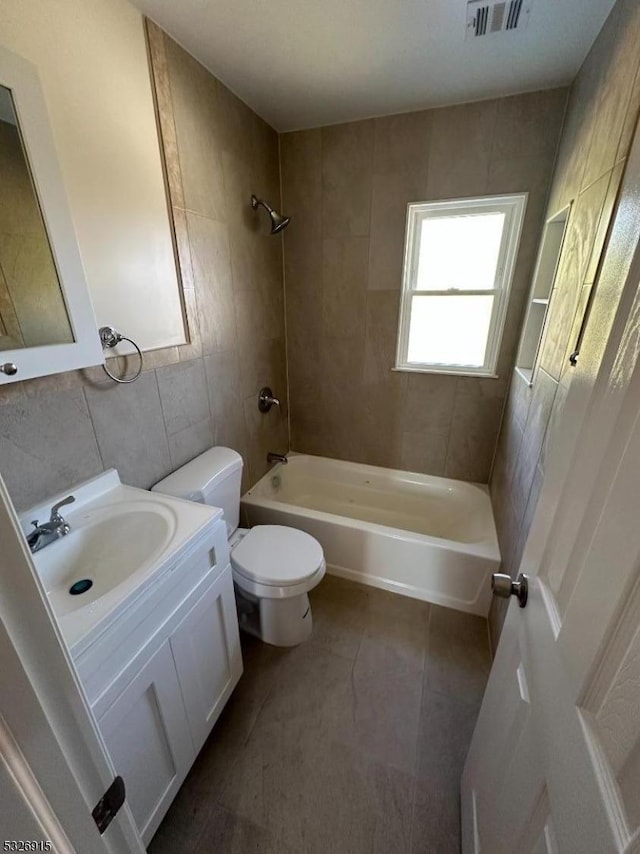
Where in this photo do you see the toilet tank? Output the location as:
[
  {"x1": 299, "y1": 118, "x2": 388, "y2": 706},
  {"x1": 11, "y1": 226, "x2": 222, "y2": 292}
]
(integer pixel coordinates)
[{"x1": 152, "y1": 447, "x2": 243, "y2": 536}]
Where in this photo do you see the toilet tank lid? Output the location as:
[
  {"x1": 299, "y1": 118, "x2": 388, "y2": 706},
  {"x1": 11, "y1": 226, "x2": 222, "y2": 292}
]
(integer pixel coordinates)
[{"x1": 152, "y1": 447, "x2": 243, "y2": 502}]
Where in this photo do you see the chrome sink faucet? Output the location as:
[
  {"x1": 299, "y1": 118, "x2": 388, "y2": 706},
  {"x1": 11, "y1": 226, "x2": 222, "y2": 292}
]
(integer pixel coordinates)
[{"x1": 27, "y1": 495, "x2": 76, "y2": 553}]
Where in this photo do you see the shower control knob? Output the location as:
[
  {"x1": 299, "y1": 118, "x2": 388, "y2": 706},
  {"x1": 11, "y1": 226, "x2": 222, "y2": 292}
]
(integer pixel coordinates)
[
  {"x1": 258, "y1": 387, "x2": 280, "y2": 413},
  {"x1": 0, "y1": 362, "x2": 18, "y2": 376},
  {"x1": 491, "y1": 572, "x2": 528, "y2": 608}
]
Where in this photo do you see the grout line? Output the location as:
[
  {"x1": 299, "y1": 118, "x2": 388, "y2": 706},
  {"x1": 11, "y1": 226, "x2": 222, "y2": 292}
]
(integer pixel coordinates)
[
  {"x1": 576, "y1": 164, "x2": 616, "y2": 199},
  {"x1": 425, "y1": 683, "x2": 485, "y2": 712},
  {"x1": 155, "y1": 365, "x2": 172, "y2": 432},
  {"x1": 277, "y1": 131, "x2": 292, "y2": 452},
  {"x1": 442, "y1": 382, "x2": 459, "y2": 477},
  {"x1": 242, "y1": 689, "x2": 272, "y2": 749},
  {"x1": 150, "y1": 368, "x2": 173, "y2": 466},
  {"x1": 174, "y1": 205, "x2": 228, "y2": 224},
  {"x1": 80, "y1": 385, "x2": 107, "y2": 473},
  {"x1": 487, "y1": 377, "x2": 511, "y2": 484},
  {"x1": 486, "y1": 611, "x2": 496, "y2": 660},
  {"x1": 201, "y1": 353, "x2": 218, "y2": 446},
  {"x1": 349, "y1": 652, "x2": 360, "y2": 728},
  {"x1": 484, "y1": 97, "x2": 500, "y2": 193},
  {"x1": 407, "y1": 604, "x2": 431, "y2": 854},
  {"x1": 361, "y1": 121, "x2": 377, "y2": 389}
]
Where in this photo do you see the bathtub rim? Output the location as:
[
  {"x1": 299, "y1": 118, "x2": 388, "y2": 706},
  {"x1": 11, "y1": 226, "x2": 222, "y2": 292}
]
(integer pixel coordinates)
[{"x1": 242, "y1": 453, "x2": 500, "y2": 562}]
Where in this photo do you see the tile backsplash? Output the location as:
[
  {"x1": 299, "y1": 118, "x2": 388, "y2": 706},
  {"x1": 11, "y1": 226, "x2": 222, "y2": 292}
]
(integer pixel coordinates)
[{"x1": 0, "y1": 355, "x2": 239, "y2": 511}]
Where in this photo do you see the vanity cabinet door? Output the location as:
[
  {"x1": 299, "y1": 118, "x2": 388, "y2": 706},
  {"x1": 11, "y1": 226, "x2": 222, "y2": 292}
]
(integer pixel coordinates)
[
  {"x1": 96, "y1": 639, "x2": 195, "y2": 845},
  {"x1": 170, "y1": 564, "x2": 243, "y2": 753}
]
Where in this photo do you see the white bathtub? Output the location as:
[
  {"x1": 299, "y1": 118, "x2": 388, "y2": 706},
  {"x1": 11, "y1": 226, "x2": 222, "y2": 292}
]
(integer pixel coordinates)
[{"x1": 241, "y1": 454, "x2": 500, "y2": 616}]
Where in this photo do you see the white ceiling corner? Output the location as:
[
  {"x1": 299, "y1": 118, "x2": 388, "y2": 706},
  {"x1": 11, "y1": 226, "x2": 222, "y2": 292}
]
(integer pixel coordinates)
[{"x1": 131, "y1": 0, "x2": 616, "y2": 131}]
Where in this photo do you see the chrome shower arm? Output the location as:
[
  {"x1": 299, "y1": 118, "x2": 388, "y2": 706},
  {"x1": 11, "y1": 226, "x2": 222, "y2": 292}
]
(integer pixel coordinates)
[{"x1": 251, "y1": 194, "x2": 273, "y2": 213}]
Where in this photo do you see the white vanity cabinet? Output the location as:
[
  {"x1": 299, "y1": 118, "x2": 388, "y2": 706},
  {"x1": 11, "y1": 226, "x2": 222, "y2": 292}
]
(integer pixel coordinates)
[
  {"x1": 96, "y1": 640, "x2": 194, "y2": 842},
  {"x1": 170, "y1": 565, "x2": 243, "y2": 754},
  {"x1": 76, "y1": 516, "x2": 243, "y2": 845}
]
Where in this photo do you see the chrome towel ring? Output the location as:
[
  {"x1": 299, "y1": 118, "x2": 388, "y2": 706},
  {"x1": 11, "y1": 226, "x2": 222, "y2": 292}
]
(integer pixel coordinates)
[{"x1": 99, "y1": 326, "x2": 143, "y2": 384}]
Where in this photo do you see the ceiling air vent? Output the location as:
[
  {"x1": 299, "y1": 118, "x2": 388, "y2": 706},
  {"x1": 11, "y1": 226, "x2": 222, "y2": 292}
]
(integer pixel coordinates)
[{"x1": 466, "y1": 0, "x2": 533, "y2": 39}]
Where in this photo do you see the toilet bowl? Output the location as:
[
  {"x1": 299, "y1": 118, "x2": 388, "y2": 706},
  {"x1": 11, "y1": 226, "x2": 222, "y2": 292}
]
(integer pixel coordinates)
[
  {"x1": 230, "y1": 525, "x2": 325, "y2": 646},
  {"x1": 152, "y1": 447, "x2": 325, "y2": 647}
]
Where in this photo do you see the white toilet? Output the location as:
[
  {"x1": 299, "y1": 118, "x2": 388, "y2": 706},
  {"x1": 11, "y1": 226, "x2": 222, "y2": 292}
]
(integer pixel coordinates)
[{"x1": 152, "y1": 447, "x2": 325, "y2": 647}]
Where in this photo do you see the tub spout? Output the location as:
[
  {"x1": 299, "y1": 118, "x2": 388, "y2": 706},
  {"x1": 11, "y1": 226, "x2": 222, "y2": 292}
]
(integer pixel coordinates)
[{"x1": 267, "y1": 452, "x2": 288, "y2": 465}]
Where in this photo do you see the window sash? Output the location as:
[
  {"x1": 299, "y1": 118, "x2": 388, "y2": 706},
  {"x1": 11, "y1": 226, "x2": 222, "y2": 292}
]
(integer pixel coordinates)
[
  {"x1": 410, "y1": 289, "x2": 499, "y2": 297},
  {"x1": 410, "y1": 209, "x2": 509, "y2": 294},
  {"x1": 402, "y1": 291, "x2": 500, "y2": 371},
  {"x1": 396, "y1": 194, "x2": 527, "y2": 377}
]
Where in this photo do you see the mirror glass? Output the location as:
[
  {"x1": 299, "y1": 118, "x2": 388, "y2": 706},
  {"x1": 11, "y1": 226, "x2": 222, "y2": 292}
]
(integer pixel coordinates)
[{"x1": 0, "y1": 84, "x2": 73, "y2": 351}]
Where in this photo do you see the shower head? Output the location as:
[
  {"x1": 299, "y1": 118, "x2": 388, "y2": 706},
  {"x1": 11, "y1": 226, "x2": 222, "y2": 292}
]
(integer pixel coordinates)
[
  {"x1": 251, "y1": 194, "x2": 291, "y2": 234},
  {"x1": 269, "y1": 210, "x2": 291, "y2": 234}
]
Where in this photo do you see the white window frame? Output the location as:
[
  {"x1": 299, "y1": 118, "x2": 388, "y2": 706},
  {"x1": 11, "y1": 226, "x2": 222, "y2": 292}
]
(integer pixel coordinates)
[{"x1": 395, "y1": 193, "x2": 527, "y2": 378}]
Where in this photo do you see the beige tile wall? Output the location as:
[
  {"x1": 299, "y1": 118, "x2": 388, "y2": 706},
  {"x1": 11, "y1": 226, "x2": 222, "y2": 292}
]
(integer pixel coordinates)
[
  {"x1": 1, "y1": 5, "x2": 633, "y2": 626},
  {"x1": 0, "y1": 22, "x2": 287, "y2": 511},
  {"x1": 488, "y1": 0, "x2": 640, "y2": 650},
  {"x1": 280, "y1": 90, "x2": 568, "y2": 481}
]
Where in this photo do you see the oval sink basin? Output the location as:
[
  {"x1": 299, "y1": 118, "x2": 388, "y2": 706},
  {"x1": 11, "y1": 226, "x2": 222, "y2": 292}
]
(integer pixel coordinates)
[
  {"x1": 24, "y1": 471, "x2": 222, "y2": 652},
  {"x1": 36, "y1": 502, "x2": 176, "y2": 618}
]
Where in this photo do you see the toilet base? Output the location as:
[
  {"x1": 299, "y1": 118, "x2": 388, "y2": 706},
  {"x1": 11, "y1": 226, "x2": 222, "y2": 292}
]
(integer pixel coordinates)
[{"x1": 234, "y1": 585, "x2": 313, "y2": 647}]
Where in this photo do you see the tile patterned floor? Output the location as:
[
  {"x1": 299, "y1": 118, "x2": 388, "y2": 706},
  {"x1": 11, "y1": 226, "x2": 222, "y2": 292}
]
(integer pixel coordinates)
[{"x1": 149, "y1": 576, "x2": 492, "y2": 854}]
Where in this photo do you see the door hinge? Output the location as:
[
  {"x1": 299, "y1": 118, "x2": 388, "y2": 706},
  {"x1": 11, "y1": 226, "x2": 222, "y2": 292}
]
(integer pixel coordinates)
[{"x1": 92, "y1": 776, "x2": 126, "y2": 835}]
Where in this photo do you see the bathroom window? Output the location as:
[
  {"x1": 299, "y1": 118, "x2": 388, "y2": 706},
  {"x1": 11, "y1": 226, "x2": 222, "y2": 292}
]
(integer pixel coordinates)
[{"x1": 395, "y1": 193, "x2": 527, "y2": 377}]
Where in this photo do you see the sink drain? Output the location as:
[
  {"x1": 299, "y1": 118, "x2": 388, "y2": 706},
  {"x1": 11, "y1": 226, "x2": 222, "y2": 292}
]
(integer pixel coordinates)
[{"x1": 69, "y1": 578, "x2": 93, "y2": 596}]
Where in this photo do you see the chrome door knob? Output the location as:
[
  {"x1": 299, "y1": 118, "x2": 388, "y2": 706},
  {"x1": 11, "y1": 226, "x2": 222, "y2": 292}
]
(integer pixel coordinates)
[
  {"x1": 0, "y1": 362, "x2": 18, "y2": 375},
  {"x1": 491, "y1": 572, "x2": 528, "y2": 608}
]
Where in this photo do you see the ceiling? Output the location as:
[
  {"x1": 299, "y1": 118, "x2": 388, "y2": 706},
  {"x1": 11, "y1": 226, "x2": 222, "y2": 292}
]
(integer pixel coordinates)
[{"x1": 132, "y1": 0, "x2": 616, "y2": 131}]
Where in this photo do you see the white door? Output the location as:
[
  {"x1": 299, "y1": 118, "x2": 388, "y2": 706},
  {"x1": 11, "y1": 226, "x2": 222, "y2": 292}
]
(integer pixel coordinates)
[
  {"x1": 97, "y1": 640, "x2": 195, "y2": 845},
  {"x1": 0, "y1": 474, "x2": 145, "y2": 853},
  {"x1": 170, "y1": 566, "x2": 243, "y2": 752},
  {"x1": 462, "y1": 114, "x2": 640, "y2": 852}
]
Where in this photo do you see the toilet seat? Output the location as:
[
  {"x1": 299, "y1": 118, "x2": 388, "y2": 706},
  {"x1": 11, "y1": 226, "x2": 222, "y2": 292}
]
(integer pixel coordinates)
[
  {"x1": 230, "y1": 525, "x2": 326, "y2": 599},
  {"x1": 231, "y1": 525, "x2": 324, "y2": 585}
]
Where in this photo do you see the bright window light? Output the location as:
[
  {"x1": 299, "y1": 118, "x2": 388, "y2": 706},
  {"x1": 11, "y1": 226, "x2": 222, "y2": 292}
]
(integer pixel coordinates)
[
  {"x1": 417, "y1": 213, "x2": 505, "y2": 291},
  {"x1": 396, "y1": 194, "x2": 527, "y2": 377},
  {"x1": 407, "y1": 294, "x2": 494, "y2": 366}
]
